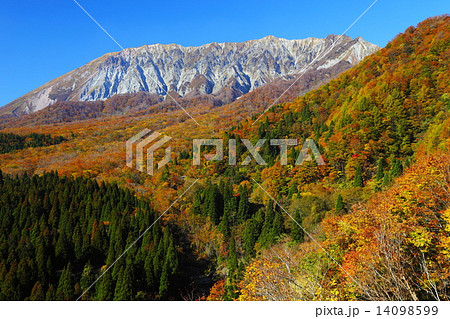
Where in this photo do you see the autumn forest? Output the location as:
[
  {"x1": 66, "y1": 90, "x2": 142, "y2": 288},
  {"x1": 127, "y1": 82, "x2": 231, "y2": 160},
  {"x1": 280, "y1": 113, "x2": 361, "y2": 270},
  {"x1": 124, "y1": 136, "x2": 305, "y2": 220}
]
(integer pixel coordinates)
[{"x1": 0, "y1": 15, "x2": 449, "y2": 301}]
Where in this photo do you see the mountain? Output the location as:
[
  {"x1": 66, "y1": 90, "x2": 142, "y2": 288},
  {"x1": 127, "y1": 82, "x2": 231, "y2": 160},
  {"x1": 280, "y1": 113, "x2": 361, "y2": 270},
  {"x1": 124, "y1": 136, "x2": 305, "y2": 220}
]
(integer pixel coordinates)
[
  {"x1": 0, "y1": 35, "x2": 379, "y2": 117},
  {"x1": 0, "y1": 14, "x2": 448, "y2": 302}
]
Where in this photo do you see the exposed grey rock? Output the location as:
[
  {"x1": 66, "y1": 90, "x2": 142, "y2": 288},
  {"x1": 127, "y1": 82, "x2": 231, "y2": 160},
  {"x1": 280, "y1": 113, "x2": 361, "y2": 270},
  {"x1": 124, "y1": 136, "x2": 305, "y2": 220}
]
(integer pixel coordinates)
[{"x1": 1, "y1": 35, "x2": 379, "y2": 116}]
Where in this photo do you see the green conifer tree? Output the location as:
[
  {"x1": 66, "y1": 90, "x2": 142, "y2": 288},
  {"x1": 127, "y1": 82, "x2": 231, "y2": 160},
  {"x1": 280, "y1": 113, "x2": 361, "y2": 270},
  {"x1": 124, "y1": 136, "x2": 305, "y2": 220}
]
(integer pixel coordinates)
[
  {"x1": 290, "y1": 210, "x2": 304, "y2": 242},
  {"x1": 45, "y1": 284, "x2": 56, "y2": 300},
  {"x1": 30, "y1": 281, "x2": 45, "y2": 301},
  {"x1": 243, "y1": 220, "x2": 260, "y2": 259},
  {"x1": 258, "y1": 203, "x2": 275, "y2": 246},
  {"x1": 353, "y1": 164, "x2": 364, "y2": 187},
  {"x1": 270, "y1": 210, "x2": 284, "y2": 241},
  {"x1": 114, "y1": 263, "x2": 133, "y2": 301},
  {"x1": 391, "y1": 159, "x2": 403, "y2": 178},
  {"x1": 376, "y1": 158, "x2": 386, "y2": 181},
  {"x1": 237, "y1": 186, "x2": 250, "y2": 222},
  {"x1": 335, "y1": 194, "x2": 345, "y2": 213},
  {"x1": 227, "y1": 237, "x2": 238, "y2": 276},
  {"x1": 97, "y1": 270, "x2": 114, "y2": 301},
  {"x1": 56, "y1": 263, "x2": 74, "y2": 301}
]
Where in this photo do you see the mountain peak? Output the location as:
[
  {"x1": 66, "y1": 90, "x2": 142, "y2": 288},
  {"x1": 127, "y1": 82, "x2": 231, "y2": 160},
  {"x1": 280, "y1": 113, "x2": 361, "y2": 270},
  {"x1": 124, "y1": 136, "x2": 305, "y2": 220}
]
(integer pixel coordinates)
[
  {"x1": 261, "y1": 35, "x2": 280, "y2": 41},
  {"x1": 0, "y1": 35, "x2": 379, "y2": 117}
]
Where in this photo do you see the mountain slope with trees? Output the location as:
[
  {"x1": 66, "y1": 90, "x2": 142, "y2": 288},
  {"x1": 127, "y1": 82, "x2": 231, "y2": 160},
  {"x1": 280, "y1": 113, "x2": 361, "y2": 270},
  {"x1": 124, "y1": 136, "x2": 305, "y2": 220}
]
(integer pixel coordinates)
[
  {"x1": 0, "y1": 15, "x2": 448, "y2": 301},
  {"x1": 0, "y1": 171, "x2": 179, "y2": 300},
  {"x1": 0, "y1": 132, "x2": 65, "y2": 154},
  {"x1": 191, "y1": 14, "x2": 450, "y2": 301}
]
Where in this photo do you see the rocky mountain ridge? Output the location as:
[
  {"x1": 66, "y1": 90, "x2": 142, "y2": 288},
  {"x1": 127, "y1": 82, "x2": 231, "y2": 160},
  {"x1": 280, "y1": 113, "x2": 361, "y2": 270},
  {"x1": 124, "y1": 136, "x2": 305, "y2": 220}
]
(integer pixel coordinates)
[{"x1": 0, "y1": 35, "x2": 379, "y2": 117}]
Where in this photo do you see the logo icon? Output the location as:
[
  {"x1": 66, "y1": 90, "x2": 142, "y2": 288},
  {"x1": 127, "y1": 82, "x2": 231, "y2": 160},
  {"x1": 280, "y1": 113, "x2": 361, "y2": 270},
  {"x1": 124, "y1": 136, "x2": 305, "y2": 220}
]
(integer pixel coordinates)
[{"x1": 126, "y1": 129, "x2": 172, "y2": 175}]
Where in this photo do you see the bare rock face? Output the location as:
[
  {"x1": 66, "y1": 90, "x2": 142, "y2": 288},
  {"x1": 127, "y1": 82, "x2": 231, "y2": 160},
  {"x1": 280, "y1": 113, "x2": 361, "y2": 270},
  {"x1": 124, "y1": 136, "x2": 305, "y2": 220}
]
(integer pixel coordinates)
[{"x1": 0, "y1": 35, "x2": 379, "y2": 116}]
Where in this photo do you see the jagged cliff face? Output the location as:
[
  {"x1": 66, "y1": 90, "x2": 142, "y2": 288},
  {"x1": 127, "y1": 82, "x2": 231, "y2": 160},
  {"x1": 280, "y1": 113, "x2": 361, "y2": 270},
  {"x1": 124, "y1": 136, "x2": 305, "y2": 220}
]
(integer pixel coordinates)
[{"x1": 1, "y1": 35, "x2": 379, "y2": 116}]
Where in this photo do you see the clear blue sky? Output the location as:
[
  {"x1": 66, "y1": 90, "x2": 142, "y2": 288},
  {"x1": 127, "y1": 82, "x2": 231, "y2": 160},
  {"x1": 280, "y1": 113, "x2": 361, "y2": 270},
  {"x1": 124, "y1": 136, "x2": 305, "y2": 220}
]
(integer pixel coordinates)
[{"x1": 0, "y1": 0, "x2": 448, "y2": 107}]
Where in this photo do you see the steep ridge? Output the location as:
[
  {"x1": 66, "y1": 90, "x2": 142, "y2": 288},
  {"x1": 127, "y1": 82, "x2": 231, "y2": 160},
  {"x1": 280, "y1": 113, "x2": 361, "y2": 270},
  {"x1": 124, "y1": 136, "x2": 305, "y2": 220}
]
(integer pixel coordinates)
[{"x1": 0, "y1": 35, "x2": 379, "y2": 117}]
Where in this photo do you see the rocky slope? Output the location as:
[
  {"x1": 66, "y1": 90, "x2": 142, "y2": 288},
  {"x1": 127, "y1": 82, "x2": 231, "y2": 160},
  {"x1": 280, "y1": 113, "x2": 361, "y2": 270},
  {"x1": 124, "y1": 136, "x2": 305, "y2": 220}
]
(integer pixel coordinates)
[{"x1": 0, "y1": 35, "x2": 379, "y2": 117}]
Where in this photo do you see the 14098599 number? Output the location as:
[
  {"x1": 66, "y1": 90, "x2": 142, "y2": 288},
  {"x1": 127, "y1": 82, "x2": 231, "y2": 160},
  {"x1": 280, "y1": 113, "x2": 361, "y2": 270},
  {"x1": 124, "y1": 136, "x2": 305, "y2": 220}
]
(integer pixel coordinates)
[{"x1": 376, "y1": 305, "x2": 438, "y2": 316}]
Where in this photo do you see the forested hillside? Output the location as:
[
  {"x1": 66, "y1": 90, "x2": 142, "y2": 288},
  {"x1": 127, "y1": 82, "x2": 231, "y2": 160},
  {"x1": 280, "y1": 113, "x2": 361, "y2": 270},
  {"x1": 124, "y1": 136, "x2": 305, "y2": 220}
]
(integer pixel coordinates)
[
  {"x1": 246, "y1": 14, "x2": 449, "y2": 192},
  {"x1": 0, "y1": 15, "x2": 448, "y2": 301},
  {"x1": 194, "y1": 15, "x2": 450, "y2": 300},
  {"x1": 0, "y1": 132, "x2": 65, "y2": 154},
  {"x1": 0, "y1": 172, "x2": 179, "y2": 300}
]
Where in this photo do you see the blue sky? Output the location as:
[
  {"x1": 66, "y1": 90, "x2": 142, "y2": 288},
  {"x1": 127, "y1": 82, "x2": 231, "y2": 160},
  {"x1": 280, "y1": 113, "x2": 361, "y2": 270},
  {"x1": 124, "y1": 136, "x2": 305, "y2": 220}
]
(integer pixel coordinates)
[{"x1": 0, "y1": 0, "x2": 448, "y2": 107}]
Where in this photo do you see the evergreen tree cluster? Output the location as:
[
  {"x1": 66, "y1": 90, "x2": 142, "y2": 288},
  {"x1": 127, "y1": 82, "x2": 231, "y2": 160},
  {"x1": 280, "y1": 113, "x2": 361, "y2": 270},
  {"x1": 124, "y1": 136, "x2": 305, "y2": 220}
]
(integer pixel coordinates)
[
  {"x1": 0, "y1": 171, "x2": 178, "y2": 300},
  {"x1": 192, "y1": 177, "x2": 288, "y2": 256},
  {"x1": 0, "y1": 132, "x2": 66, "y2": 154},
  {"x1": 242, "y1": 201, "x2": 285, "y2": 258},
  {"x1": 190, "y1": 179, "x2": 287, "y2": 297},
  {"x1": 191, "y1": 180, "x2": 257, "y2": 231}
]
